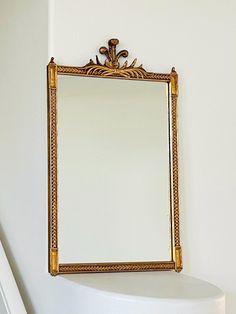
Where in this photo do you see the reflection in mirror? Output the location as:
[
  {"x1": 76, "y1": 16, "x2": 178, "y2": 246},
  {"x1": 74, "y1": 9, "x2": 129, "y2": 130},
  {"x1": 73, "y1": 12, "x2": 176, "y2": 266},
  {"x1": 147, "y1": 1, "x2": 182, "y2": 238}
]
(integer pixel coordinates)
[{"x1": 57, "y1": 76, "x2": 171, "y2": 263}]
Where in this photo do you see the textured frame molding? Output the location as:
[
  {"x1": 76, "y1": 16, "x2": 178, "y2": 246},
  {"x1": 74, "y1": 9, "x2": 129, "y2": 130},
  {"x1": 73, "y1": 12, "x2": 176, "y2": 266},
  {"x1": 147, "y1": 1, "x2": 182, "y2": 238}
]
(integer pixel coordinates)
[{"x1": 48, "y1": 38, "x2": 182, "y2": 275}]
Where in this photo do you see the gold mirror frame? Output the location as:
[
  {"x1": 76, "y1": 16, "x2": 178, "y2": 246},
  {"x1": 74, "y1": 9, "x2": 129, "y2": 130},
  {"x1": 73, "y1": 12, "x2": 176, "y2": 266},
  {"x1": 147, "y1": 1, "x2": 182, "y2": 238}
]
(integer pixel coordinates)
[{"x1": 47, "y1": 38, "x2": 182, "y2": 275}]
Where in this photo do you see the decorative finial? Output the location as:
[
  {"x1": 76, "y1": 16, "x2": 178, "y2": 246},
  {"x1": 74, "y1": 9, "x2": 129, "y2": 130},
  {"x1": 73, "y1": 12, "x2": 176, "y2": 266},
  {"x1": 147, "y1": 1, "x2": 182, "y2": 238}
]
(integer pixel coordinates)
[
  {"x1": 96, "y1": 38, "x2": 129, "y2": 69},
  {"x1": 85, "y1": 38, "x2": 146, "y2": 78}
]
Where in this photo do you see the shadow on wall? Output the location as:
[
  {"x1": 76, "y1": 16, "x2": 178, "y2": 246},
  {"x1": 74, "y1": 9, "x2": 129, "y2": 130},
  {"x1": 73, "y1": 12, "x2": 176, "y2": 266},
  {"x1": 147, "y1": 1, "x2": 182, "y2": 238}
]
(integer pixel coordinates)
[{"x1": 0, "y1": 223, "x2": 34, "y2": 314}]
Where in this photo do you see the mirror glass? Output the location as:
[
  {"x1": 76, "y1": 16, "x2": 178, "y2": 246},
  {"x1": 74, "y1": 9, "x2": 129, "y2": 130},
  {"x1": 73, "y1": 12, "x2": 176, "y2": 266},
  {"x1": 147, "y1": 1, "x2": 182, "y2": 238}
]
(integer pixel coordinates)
[{"x1": 57, "y1": 75, "x2": 172, "y2": 263}]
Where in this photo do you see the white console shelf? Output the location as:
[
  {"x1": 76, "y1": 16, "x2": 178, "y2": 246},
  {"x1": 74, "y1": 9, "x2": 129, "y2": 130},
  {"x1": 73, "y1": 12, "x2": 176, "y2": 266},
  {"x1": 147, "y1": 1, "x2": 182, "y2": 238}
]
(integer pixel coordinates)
[{"x1": 61, "y1": 272, "x2": 225, "y2": 314}]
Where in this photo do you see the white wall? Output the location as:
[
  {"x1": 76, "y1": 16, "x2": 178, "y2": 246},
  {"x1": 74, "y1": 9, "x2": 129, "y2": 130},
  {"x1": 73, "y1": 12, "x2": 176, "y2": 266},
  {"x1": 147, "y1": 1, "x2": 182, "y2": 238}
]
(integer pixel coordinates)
[{"x1": 0, "y1": 0, "x2": 236, "y2": 313}]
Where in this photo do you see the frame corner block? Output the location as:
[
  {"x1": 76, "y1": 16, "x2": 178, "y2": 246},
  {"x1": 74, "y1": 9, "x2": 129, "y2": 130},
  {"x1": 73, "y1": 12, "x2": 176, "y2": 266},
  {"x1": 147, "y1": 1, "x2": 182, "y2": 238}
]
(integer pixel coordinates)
[
  {"x1": 174, "y1": 245, "x2": 183, "y2": 272},
  {"x1": 48, "y1": 57, "x2": 57, "y2": 89},
  {"x1": 170, "y1": 67, "x2": 178, "y2": 96},
  {"x1": 50, "y1": 248, "x2": 59, "y2": 275}
]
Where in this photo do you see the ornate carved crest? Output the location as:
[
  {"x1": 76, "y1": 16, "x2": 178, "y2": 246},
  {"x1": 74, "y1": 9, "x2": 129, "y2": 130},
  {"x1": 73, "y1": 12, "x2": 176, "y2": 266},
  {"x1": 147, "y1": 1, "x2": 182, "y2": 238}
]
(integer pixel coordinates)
[{"x1": 83, "y1": 38, "x2": 147, "y2": 78}]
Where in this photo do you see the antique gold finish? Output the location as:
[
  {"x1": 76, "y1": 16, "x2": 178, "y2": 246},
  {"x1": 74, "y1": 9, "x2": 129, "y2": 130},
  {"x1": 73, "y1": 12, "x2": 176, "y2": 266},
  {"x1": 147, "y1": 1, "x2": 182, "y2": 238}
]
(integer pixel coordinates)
[
  {"x1": 170, "y1": 67, "x2": 178, "y2": 96},
  {"x1": 174, "y1": 246, "x2": 183, "y2": 272},
  {"x1": 48, "y1": 38, "x2": 182, "y2": 275},
  {"x1": 59, "y1": 261, "x2": 175, "y2": 274},
  {"x1": 50, "y1": 248, "x2": 59, "y2": 275},
  {"x1": 48, "y1": 57, "x2": 57, "y2": 88},
  {"x1": 84, "y1": 38, "x2": 147, "y2": 78},
  {"x1": 170, "y1": 70, "x2": 181, "y2": 256},
  {"x1": 48, "y1": 57, "x2": 59, "y2": 275}
]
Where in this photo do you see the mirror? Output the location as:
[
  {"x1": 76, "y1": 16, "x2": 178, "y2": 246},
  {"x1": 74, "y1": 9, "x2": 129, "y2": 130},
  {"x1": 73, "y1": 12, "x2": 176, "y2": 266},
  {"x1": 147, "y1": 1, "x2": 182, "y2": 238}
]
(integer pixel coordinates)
[
  {"x1": 58, "y1": 76, "x2": 171, "y2": 263},
  {"x1": 48, "y1": 39, "x2": 182, "y2": 275}
]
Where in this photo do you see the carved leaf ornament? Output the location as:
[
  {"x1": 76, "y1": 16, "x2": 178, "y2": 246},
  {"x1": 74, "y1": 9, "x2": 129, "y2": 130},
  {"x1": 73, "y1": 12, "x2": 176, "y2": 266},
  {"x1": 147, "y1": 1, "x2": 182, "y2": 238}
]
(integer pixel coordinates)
[{"x1": 84, "y1": 38, "x2": 147, "y2": 78}]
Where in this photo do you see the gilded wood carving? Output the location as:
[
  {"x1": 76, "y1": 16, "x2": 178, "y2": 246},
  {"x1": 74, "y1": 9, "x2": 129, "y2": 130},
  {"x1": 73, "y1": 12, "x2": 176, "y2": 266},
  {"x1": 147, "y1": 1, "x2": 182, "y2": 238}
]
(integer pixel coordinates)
[{"x1": 48, "y1": 38, "x2": 182, "y2": 275}]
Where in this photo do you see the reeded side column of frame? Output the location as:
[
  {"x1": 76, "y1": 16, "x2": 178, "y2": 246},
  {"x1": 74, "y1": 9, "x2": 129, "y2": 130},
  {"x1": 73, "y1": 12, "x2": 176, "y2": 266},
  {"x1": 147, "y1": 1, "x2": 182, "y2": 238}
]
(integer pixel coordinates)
[
  {"x1": 170, "y1": 68, "x2": 182, "y2": 272},
  {"x1": 48, "y1": 58, "x2": 59, "y2": 275}
]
